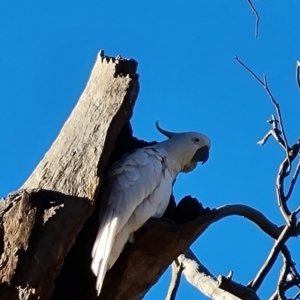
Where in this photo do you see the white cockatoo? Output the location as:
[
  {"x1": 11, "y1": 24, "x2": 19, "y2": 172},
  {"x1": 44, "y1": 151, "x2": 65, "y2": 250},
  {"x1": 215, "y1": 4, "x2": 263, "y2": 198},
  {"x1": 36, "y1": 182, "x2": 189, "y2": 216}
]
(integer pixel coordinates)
[{"x1": 91, "y1": 121, "x2": 211, "y2": 295}]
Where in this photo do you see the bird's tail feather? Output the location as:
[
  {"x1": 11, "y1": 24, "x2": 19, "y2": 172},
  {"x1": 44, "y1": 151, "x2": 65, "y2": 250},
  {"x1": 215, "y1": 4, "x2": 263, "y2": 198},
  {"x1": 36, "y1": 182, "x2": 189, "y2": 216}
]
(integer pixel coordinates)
[{"x1": 91, "y1": 216, "x2": 118, "y2": 296}]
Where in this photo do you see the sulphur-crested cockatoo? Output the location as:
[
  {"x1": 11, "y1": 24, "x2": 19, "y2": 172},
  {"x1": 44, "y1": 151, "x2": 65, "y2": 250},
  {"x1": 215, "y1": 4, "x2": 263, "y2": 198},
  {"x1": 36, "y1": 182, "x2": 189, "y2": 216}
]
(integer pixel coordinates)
[{"x1": 91, "y1": 121, "x2": 210, "y2": 295}]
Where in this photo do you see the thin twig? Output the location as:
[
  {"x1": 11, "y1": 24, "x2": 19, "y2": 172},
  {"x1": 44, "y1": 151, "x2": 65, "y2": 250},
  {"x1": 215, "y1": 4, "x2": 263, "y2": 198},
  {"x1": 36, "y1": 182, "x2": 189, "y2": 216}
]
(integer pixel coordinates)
[
  {"x1": 249, "y1": 225, "x2": 291, "y2": 291},
  {"x1": 277, "y1": 250, "x2": 291, "y2": 299},
  {"x1": 286, "y1": 152, "x2": 300, "y2": 201},
  {"x1": 296, "y1": 61, "x2": 300, "y2": 91},
  {"x1": 235, "y1": 56, "x2": 264, "y2": 85},
  {"x1": 257, "y1": 115, "x2": 286, "y2": 150},
  {"x1": 214, "y1": 204, "x2": 298, "y2": 293},
  {"x1": 260, "y1": 75, "x2": 289, "y2": 154},
  {"x1": 245, "y1": 0, "x2": 260, "y2": 38},
  {"x1": 165, "y1": 259, "x2": 184, "y2": 300},
  {"x1": 235, "y1": 56, "x2": 300, "y2": 300},
  {"x1": 292, "y1": 289, "x2": 300, "y2": 300},
  {"x1": 235, "y1": 56, "x2": 290, "y2": 154},
  {"x1": 294, "y1": 205, "x2": 300, "y2": 217},
  {"x1": 276, "y1": 157, "x2": 293, "y2": 224},
  {"x1": 269, "y1": 251, "x2": 299, "y2": 300},
  {"x1": 291, "y1": 265, "x2": 300, "y2": 282},
  {"x1": 199, "y1": 203, "x2": 300, "y2": 297},
  {"x1": 235, "y1": 57, "x2": 297, "y2": 226},
  {"x1": 277, "y1": 140, "x2": 300, "y2": 223},
  {"x1": 283, "y1": 275, "x2": 300, "y2": 291}
]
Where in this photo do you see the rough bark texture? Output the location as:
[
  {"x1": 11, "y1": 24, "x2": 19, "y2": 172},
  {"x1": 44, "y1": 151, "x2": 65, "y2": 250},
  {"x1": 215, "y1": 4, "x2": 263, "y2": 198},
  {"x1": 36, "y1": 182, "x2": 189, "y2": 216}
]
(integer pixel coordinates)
[
  {"x1": 0, "y1": 51, "x2": 139, "y2": 300},
  {"x1": 177, "y1": 249, "x2": 260, "y2": 300},
  {"x1": 97, "y1": 199, "x2": 219, "y2": 300},
  {"x1": 0, "y1": 51, "x2": 219, "y2": 300},
  {"x1": 22, "y1": 51, "x2": 138, "y2": 198}
]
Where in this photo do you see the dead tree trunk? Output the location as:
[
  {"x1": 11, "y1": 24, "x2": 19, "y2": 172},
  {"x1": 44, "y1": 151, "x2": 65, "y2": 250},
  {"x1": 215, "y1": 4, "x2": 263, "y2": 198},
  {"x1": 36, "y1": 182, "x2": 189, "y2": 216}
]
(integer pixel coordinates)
[
  {"x1": 0, "y1": 52, "x2": 139, "y2": 299},
  {"x1": 0, "y1": 51, "x2": 218, "y2": 300}
]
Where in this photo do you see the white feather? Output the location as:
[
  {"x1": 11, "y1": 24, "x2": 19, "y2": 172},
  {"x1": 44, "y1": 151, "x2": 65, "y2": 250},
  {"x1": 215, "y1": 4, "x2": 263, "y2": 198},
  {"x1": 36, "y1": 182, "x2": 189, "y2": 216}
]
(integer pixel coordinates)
[
  {"x1": 91, "y1": 147, "x2": 171, "y2": 295},
  {"x1": 91, "y1": 130, "x2": 211, "y2": 296}
]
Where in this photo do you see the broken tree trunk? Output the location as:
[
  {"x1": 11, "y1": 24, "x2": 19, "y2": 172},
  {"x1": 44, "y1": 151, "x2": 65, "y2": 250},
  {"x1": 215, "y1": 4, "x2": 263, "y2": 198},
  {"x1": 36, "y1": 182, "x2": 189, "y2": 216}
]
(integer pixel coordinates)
[
  {"x1": 0, "y1": 51, "x2": 139, "y2": 300},
  {"x1": 0, "y1": 51, "x2": 219, "y2": 300}
]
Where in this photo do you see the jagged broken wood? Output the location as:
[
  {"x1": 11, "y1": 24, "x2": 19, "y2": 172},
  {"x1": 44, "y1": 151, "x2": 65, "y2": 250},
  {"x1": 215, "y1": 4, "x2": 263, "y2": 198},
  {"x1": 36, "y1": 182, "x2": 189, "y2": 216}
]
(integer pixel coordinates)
[
  {"x1": 0, "y1": 51, "x2": 139, "y2": 300},
  {"x1": 0, "y1": 51, "x2": 220, "y2": 300},
  {"x1": 4, "y1": 50, "x2": 297, "y2": 300},
  {"x1": 97, "y1": 201, "x2": 219, "y2": 300}
]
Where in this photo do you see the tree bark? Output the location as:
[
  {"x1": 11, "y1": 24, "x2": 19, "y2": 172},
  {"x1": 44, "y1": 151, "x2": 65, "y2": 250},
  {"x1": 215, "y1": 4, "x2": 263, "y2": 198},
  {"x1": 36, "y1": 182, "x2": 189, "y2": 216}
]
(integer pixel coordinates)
[
  {"x1": 0, "y1": 51, "x2": 139, "y2": 300},
  {"x1": 0, "y1": 51, "x2": 220, "y2": 300},
  {"x1": 175, "y1": 249, "x2": 260, "y2": 300},
  {"x1": 97, "y1": 200, "x2": 219, "y2": 300}
]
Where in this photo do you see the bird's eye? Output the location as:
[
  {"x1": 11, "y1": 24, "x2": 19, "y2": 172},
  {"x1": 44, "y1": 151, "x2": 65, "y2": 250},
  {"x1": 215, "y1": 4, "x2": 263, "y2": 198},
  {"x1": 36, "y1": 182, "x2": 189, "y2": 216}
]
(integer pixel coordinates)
[{"x1": 194, "y1": 138, "x2": 200, "y2": 143}]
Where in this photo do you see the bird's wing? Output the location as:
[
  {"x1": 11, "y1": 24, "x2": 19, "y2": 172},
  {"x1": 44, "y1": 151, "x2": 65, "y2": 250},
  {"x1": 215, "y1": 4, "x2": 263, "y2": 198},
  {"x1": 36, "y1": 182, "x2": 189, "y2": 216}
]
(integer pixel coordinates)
[{"x1": 91, "y1": 147, "x2": 165, "y2": 295}]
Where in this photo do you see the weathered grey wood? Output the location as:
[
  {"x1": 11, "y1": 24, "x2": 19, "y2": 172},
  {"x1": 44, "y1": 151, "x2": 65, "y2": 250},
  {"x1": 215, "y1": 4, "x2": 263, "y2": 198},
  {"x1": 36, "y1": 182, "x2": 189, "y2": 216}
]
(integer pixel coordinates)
[
  {"x1": 176, "y1": 249, "x2": 260, "y2": 300},
  {"x1": 217, "y1": 276, "x2": 260, "y2": 300},
  {"x1": 22, "y1": 51, "x2": 138, "y2": 200},
  {"x1": 0, "y1": 51, "x2": 139, "y2": 300}
]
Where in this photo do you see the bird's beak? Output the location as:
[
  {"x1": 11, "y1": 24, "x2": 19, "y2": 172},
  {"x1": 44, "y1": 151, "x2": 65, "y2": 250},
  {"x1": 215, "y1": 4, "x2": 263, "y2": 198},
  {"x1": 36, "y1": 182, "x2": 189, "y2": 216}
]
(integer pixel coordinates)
[{"x1": 192, "y1": 146, "x2": 210, "y2": 164}]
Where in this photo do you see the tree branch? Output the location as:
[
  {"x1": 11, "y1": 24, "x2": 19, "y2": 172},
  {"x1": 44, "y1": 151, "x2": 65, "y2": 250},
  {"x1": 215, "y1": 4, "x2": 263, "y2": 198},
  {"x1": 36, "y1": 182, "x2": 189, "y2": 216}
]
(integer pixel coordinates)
[
  {"x1": 0, "y1": 51, "x2": 139, "y2": 300},
  {"x1": 296, "y1": 61, "x2": 300, "y2": 91},
  {"x1": 257, "y1": 115, "x2": 286, "y2": 151},
  {"x1": 177, "y1": 249, "x2": 260, "y2": 300},
  {"x1": 245, "y1": 0, "x2": 260, "y2": 38},
  {"x1": 235, "y1": 46, "x2": 300, "y2": 300},
  {"x1": 208, "y1": 204, "x2": 300, "y2": 294},
  {"x1": 165, "y1": 259, "x2": 184, "y2": 300},
  {"x1": 235, "y1": 56, "x2": 289, "y2": 154},
  {"x1": 90, "y1": 198, "x2": 219, "y2": 300},
  {"x1": 286, "y1": 143, "x2": 300, "y2": 201},
  {"x1": 249, "y1": 225, "x2": 291, "y2": 291},
  {"x1": 277, "y1": 249, "x2": 292, "y2": 299},
  {"x1": 215, "y1": 204, "x2": 283, "y2": 239},
  {"x1": 165, "y1": 204, "x2": 299, "y2": 300}
]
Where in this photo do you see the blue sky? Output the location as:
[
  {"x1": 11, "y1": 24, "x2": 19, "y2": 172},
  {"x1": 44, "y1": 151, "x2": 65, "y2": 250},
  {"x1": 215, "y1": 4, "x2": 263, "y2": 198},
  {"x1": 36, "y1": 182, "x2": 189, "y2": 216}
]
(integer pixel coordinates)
[{"x1": 1, "y1": 1, "x2": 300, "y2": 299}]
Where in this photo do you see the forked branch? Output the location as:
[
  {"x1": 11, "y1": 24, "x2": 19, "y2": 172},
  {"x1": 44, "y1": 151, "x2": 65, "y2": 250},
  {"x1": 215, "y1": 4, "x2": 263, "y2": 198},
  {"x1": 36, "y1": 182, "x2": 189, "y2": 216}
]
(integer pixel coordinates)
[{"x1": 235, "y1": 56, "x2": 300, "y2": 299}]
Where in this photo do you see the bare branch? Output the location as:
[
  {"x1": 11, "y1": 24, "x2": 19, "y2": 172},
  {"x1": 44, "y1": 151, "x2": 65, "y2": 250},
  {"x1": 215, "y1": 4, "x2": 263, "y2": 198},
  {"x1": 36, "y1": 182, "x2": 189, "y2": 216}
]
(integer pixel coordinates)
[
  {"x1": 212, "y1": 204, "x2": 300, "y2": 293},
  {"x1": 276, "y1": 140, "x2": 300, "y2": 223},
  {"x1": 165, "y1": 259, "x2": 184, "y2": 300},
  {"x1": 165, "y1": 202, "x2": 293, "y2": 300},
  {"x1": 217, "y1": 276, "x2": 260, "y2": 300},
  {"x1": 235, "y1": 56, "x2": 264, "y2": 85},
  {"x1": 249, "y1": 225, "x2": 291, "y2": 291},
  {"x1": 178, "y1": 249, "x2": 260, "y2": 300},
  {"x1": 235, "y1": 56, "x2": 289, "y2": 153},
  {"x1": 277, "y1": 248, "x2": 292, "y2": 299},
  {"x1": 276, "y1": 157, "x2": 293, "y2": 224},
  {"x1": 257, "y1": 129, "x2": 273, "y2": 146},
  {"x1": 296, "y1": 61, "x2": 300, "y2": 91},
  {"x1": 215, "y1": 204, "x2": 284, "y2": 239},
  {"x1": 235, "y1": 57, "x2": 300, "y2": 226},
  {"x1": 292, "y1": 290, "x2": 300, "y2": 300},
  {"x1": 209, "y1": 203, "x2": 300, "y2": 290},
  {"x1": 245, "y1": 0, "x2": 260, "y2": 38},
  {"x1": 269, "y1": 256, "x2": 300, "y2": 300},
  {"x1": 286, "y1": 148, "x2": 300, "y2": 201},
  {"x1": 235, "y1": 49, "x2": 300, "y2": 300},
  {"x1": 257, "y1": 115, "x2": 286, "y2": 150},
  {"x1": 291, "y1": 265, "x2": 300, "y2": 282},
  {"x1": 294, "y1": 205, "x2": 300, "y2": 217}
]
